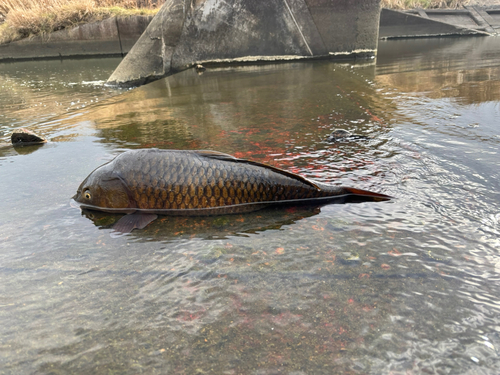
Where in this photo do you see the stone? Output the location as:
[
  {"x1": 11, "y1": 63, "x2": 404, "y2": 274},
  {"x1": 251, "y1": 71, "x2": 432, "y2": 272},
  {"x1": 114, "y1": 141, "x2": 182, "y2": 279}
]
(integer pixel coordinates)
[{"x1": 11, "y1": 128, "x2": 47, "y2": 147}]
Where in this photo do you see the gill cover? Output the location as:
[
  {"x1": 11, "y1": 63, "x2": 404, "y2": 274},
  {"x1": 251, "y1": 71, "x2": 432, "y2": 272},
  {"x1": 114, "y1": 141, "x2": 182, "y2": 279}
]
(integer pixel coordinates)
[{"x1": 74, "y1": 167, "x2": 135, "y2": 210}]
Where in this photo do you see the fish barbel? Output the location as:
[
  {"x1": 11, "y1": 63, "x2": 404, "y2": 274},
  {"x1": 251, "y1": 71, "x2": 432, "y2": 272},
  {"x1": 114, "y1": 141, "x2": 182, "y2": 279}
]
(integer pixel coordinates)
[{"x1": 73, "y1": 149, "x2": 390, "y2": 233}]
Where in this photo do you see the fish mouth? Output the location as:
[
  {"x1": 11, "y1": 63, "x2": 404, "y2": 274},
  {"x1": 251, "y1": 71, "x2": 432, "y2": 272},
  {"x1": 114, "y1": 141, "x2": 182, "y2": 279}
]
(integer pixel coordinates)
[
  {"x1": 70, "y1": 198, "x2": 96, "y2": 211},
  {"x1": 70, "y1": 198, "x2": 81, "y2": 209},
  {"x1": 70, "y1": 199, "x2": 136, "y2": 214}
]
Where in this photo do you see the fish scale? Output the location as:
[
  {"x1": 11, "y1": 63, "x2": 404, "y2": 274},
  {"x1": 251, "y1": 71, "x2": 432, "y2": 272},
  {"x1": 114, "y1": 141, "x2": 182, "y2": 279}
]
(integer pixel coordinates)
[
  {"x1": 74, "y1": 149, "x2": 390, "y2": 218},
  {"x1": 142, "y1": 150, "x2": 302, "y2": 209}
]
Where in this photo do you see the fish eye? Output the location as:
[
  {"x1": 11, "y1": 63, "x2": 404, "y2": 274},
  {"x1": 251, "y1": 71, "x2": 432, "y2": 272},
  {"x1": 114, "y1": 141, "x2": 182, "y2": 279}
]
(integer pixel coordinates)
[{"x1": 84, "y1": 190, "x2": 92, "y2": 200}]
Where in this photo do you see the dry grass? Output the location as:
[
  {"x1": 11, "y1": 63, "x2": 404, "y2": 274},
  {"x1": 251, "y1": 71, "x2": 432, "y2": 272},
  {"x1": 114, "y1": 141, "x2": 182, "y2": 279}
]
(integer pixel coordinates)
[
  {"x1": 0, "y1": 0, "x2": 166, "y2": 43},
  {"x1": 381, "y1": 0, "x2": 470, "y2": 9}
]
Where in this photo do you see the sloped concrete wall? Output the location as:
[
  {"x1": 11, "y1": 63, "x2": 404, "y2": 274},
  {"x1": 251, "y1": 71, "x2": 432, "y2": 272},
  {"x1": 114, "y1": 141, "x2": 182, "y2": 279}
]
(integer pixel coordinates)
[
  {"x1": 0, "y1": 16, "x2": 153, "y2": 61},
  {"x1": 107, "y1": 0, "x2": 381, "y2": 87},
  {"x1": 379, "y1": 8, "x2": 490, "y2": 39}
]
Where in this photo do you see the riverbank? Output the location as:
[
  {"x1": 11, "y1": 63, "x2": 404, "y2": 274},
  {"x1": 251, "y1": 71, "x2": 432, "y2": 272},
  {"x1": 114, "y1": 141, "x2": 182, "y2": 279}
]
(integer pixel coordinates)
[
  {"x1": 1, "y1": 0, "x2": 499, "y2": 64},
  {"x1": 382, "y1": 0, "x2": 500, "y2": 8},
  {"x1": 0, "y1": 0, "x2": 161, "y2": 44},
  {"x1": 383, "y1": 0, "x2": 467, "y2": 8},
  {"x1": 0, "y1": 14, "x2": 153, "y2": 61},
  {"x1": 380, "y1": 0, "x2": 500, "y2": 38},
  {"x1": 0, "y1": 0, "x2": 485, "y2": 44},
  {"x1": 1, "y1": 0, "x2": 498, "y2": 44}
]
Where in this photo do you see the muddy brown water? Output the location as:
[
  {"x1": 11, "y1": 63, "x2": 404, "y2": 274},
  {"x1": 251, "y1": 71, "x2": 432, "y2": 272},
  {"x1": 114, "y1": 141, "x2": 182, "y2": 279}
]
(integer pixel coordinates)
[{"x1": 1, "y1": 37, "x2": 500, "y2": 374}]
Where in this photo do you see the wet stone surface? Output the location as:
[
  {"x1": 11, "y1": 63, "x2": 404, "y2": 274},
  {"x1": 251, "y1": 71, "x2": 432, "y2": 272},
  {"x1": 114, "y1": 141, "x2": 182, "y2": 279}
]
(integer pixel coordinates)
[{"x1": 11, "y1": 128, "x2": 47, "y2": 146}]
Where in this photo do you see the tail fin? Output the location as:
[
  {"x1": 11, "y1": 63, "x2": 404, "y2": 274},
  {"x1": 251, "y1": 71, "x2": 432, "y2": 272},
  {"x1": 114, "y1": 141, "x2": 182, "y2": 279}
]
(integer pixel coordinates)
[{"x1": 341, "y1": 187, "x2": 392, "y2": 203}]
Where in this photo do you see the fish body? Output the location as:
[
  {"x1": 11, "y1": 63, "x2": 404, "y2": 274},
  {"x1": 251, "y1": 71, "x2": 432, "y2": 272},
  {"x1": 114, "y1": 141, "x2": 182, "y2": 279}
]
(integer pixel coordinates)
[{"x1": 73, "y1": 149, "x2": 390, "y2": 232}]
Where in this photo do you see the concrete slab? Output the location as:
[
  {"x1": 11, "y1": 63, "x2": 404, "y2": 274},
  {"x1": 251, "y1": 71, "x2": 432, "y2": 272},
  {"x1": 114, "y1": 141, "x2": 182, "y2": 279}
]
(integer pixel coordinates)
[
  {"x1": 304, "y1": 0, "x2": 380, "y2": 53},
  {"x1": 425, "y1": 10, "x2": 480, "y2": 28},
  {"x1": 484, "y1": 9, "x2": 500, "y2": 27},
  {"x1": 379, "y1": 8, "x2": 490, "y2": 39}
]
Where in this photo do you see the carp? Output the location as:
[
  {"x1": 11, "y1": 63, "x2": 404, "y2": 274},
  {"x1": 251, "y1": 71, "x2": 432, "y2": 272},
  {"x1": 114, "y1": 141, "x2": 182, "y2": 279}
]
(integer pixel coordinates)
[{"x1": 73, "y1": 149, "x2": 390, "y2": 233}]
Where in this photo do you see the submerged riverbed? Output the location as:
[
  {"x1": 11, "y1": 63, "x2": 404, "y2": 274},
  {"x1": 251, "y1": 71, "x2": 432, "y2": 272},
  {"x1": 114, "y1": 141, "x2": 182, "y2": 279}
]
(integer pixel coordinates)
[{"x1": 1, "y1": 37, "x2": 499, "y2": 374}]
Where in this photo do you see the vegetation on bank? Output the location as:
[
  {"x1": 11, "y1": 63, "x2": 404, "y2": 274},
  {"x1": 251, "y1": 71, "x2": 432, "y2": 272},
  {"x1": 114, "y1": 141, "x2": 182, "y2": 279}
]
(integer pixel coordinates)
[
  {"x1": 381, "y1": 0, "x2": 469, "y2": 8},
  {"x1": 0, "y1": 0, "x2": 471, "y2": 44},
  {"x1": 0, "y1": 0, "x2": 163, "y2": 43}
]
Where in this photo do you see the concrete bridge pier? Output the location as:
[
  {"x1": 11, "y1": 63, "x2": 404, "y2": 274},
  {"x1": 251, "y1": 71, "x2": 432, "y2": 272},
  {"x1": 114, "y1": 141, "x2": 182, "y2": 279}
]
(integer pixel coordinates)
[{"x1": 107, "y1": 0, "x2": 382, "y2": 87}]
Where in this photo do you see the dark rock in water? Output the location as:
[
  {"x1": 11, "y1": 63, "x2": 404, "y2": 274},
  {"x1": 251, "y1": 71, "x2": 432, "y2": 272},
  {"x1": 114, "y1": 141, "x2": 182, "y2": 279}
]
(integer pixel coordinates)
[
  {"x1": 328, "y1": 129, "x2": 351, "y2": 140},
  {"x1": 326, "y1": 129, "x2": 370, "y2": 142},
  {"x1": 11, "y1": 128, "x2": 47, "y2": 147}
]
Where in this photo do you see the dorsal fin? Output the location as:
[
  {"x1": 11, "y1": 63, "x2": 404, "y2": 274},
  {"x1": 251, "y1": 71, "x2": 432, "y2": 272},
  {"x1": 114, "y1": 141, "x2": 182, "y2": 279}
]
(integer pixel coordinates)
[
  {"x1": 194, "y1": 150, "x2": 321, "y2": 191},
  {"x1": 194, "y1": 150, "x2": 238, "y2": 160}
]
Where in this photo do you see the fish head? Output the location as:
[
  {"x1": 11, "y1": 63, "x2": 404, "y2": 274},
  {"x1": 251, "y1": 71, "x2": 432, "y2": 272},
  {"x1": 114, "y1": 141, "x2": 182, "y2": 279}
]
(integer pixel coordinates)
[{"x1": 73, "y1": 165, "x2": 135, "y2": 211}]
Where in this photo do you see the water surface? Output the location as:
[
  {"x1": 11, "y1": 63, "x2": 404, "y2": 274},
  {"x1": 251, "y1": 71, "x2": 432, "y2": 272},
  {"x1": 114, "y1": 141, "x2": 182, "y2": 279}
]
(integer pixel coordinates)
[{"x1": 1, "y1": 38, "x2": 500, "y2": 374}]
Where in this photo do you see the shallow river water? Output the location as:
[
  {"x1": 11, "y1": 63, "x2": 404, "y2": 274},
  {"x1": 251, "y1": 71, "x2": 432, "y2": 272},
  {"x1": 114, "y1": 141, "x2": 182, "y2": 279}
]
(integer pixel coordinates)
[{"x1": 1, "y1": 37, "x2": 499, "y2": 374}]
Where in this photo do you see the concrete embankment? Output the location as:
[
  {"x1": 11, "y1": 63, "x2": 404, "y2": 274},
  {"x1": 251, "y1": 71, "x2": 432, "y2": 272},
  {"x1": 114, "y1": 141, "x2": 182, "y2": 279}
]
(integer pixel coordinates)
[
  {"x1": 379, "y1": 5, "x2": 500, "y2": 39},
  {"x1": 0, "y1": 15, "x2": 152, "y2": 61}
]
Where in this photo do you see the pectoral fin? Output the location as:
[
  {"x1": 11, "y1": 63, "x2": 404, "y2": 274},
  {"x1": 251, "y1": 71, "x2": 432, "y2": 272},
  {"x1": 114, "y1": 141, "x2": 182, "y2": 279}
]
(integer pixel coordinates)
[{"x1": 111, "y1": 213, "x2": 158, "y2": 236}]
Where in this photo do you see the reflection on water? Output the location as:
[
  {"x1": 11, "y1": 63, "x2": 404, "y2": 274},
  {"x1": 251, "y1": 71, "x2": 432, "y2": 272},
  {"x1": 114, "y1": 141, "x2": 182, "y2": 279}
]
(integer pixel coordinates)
[
  {"x1": 81, "y1": 206, "x2": 322, "y2": 240},
  {"x1": 0, "y1": 58, "x2": 124, "y2": 143},
  {"x1": 1, "y1": 37, "x2": 500, "y2": 374},
  {"x1": 377, "y1": 37, "x2": 500, "y2": 105},
  {"x1": 78, "y1": 61, "x2": 392, "y2": 190}
]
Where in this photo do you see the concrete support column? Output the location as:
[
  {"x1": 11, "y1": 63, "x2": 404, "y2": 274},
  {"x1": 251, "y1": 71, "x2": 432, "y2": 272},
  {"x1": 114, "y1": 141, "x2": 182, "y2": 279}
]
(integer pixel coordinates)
[{"x1": 107, "y1": 0, "x2": 382, "y2": 87}]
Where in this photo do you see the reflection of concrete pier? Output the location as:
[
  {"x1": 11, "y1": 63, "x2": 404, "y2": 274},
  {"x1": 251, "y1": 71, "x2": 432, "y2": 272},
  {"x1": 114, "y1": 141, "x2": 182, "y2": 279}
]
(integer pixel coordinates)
[{"x1": 106, "y1": 0, "x2": 382, "y2": 87}]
